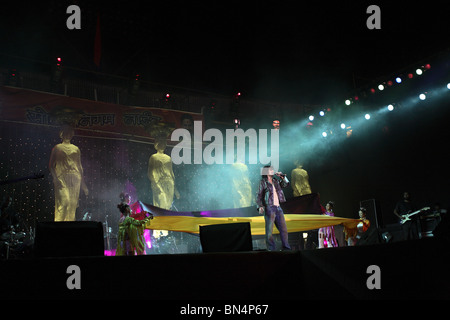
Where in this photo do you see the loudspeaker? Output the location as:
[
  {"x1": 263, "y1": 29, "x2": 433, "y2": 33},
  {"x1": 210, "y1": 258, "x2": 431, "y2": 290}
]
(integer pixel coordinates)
[
  {"x1": 200, "y1": 222, "x2": 253, "y2": 253},
  {"x1": 356, "y1": 227, "x2": 382, "y2": 246},
  {"x1": 434, "y1": 213, "x2": 450, "y2": 240},
  {"x1": 379, "y1": 223, "x2": 405, "y2": 243},
  {"x1": 34, "y1": 221, "x2": 104, "y2": 257}
]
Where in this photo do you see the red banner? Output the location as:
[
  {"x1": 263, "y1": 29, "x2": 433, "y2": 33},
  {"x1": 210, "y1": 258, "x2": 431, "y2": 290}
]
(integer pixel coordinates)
[{"x1": 0, "y1": 86, "x2": 203, "y2": 143}]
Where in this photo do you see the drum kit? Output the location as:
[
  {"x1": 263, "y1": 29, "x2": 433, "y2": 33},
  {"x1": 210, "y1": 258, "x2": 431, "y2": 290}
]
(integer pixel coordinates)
[{"x1": 1, "y1": 227, "x2": 31, "y2": 260}]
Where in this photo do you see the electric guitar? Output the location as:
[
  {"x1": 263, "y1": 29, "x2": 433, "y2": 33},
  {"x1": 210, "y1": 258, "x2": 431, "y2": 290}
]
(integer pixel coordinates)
[{"x1": 400, "y1": 207, "x2": 430, "y2": 224}]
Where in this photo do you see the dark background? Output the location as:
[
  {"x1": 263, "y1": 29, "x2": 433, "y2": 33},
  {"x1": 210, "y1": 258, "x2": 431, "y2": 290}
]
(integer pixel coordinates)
[{"x1": 1, "y1": 0, "x2": 449, "y2": 228}]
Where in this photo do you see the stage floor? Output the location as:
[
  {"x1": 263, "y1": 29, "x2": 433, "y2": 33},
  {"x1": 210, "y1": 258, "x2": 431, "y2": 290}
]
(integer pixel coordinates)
[{"x1": 1, "y1": 237, "x2": 449, "y2": 301}]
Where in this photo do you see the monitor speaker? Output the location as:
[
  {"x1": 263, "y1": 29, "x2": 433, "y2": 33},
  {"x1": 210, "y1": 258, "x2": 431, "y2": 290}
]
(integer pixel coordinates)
[
  {"x1": 200, "y1": 222, "x2": 252, "y2": 253},
  {"x1": 34, "y1": 221, "x2": 104, "y2": 257}
]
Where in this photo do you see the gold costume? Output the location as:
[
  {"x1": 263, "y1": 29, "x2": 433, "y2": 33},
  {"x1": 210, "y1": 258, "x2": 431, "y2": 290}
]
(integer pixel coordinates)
[
  {"x1": 49, "y1": 127, "x2": 88, "y2": 222},
  {"x1": 148, "y1": 144, "x2": 177, "y2": 210},
  {"x1": 291, "y1": 165, "x2": 312, "y2": 197},
  {"x1": 231, "y1": 162, "x2": 253, "y2": 208},
  {"x1": 147, "y1": 139, "x2": 179, "y2": 238}
]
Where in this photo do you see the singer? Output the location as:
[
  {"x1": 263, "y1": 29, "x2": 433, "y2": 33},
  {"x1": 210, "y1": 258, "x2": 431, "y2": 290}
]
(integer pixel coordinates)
[{"x1": 256, "y1": 165, "x2": 291, "y2": 251}]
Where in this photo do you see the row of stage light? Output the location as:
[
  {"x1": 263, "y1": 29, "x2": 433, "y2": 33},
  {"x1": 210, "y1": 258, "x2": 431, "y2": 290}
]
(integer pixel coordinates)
[
  {"x1": 344, "y1": 63, "x2": 432, "y2": 106},
  {"x1": 312, "y1": 81, "x2": 450, "y2": 139},
  {"x1": 304, "y1": 61, "x2": 450, "y2": 138}
]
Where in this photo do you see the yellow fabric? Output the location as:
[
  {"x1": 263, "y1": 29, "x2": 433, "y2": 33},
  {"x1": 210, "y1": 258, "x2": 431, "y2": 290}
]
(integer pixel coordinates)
[{"x1": 145, "y1": 214, "x2": 360, "y2": 236}]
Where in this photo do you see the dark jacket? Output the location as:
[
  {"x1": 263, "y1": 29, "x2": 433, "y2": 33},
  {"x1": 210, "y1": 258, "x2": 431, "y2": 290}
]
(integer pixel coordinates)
[{"x1": 256, "y1": 176, "x2": 290, "y2": 210}]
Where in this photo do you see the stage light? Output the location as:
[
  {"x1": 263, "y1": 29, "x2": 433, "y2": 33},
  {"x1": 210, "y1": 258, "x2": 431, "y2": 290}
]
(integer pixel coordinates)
[
  {"x1": 419, "y1": 93, "x2": 426, "y2": 100},
  {"x1": 309, "y1": 115, "x2": 314, "y2": 121},
  {"x1": 388, "y1": 104, "x2": 394, "y2": 111},
  {"x1": 396, "y1": 77, "x2": 402, "y2": 83},
  {"x1": 416, "y1": 68, "x2": 423, "y2": 75},
  {"x1": 322, "y1": 131, "x2": 327, "y2": 137},
  {"x1": 387, "y1": 80, "x2": 393, "y2": 86},
  {"x1": 129, "y1": 74, "x2": 140, "y2": 96},
  {"x1": 163, "y1": 92, "x2": 170, "y2": 103},
  {"x1": 370, "y1": 88, "x2": 376, "y2": 94},
  {"x1": 378, "y1": 84, "x2": 384, "y2": 91},
  {"x1": 424, "y1": 64, "x2": 431, "y2": 70},
  {"x1": 447, "y1": 83, "x2": 450, "y2": 90},
  {"x1": 52, "y1": 57, "x2": 63, "y2": 84},
  {"x1": 340, "y1": 123, "x2": 346, "y2": 129},
  {"x1": 365, "y1": 113, "x2": 371, "y2": 120},
  {"x1": 319, "y1": 110, "x2": 325, "y2": 116},
  {"x1": 408, "y1": 73, "x2": 414, "y2": 79},
  {"x1": 345, "y1": 99, "x2": 351, "y2": 105},
  {"x1": 273, "y1": 120, "x2": 280, "y2": 130},
  {"x1": 8, "y1": 68, "x2": 17, "y2": 86},
  {"x1": 381, "y1": 232, "x2": 392, "y2": 243}
]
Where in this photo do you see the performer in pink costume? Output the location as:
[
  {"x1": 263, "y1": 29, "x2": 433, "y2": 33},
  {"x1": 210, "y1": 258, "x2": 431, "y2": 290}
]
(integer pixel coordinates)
[{"x1": 318, "y1": 201, "x2": 339, "y2": 248}]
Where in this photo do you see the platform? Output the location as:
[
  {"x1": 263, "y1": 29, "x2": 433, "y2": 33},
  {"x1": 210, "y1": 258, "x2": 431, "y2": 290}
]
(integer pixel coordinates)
[{"x1": 1, "y1": 237, "x2": 449, "y2": 302}]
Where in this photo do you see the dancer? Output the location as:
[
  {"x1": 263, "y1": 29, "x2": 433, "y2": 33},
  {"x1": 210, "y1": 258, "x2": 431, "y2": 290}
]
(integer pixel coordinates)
[
  {"x1": 256, "y1": 165, "x2": 291, "y2": 251},
  {"x1": 49, "y1": 125, "x2": 88, "y2": 221},
  {"x1": 119, "y1": 192, "x2": 131, "y2": 207},
  {"x1": 119, "y1": 192, "x2": 148, "y2": 254},
  {"x1": 318, "y1": 201, "x2": 338, "y2": 248},
  {"x1": 345, "y1": 207, "x2": 371, "y2": 246},
  {"x1": 116, "y1": 202, "x2": 153, "y2": 256}
]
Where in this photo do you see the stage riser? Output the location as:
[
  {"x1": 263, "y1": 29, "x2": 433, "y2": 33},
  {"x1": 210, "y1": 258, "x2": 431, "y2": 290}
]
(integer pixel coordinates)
[{"x1": 1, "y1": 237, "x2": 449, "y2": 300}]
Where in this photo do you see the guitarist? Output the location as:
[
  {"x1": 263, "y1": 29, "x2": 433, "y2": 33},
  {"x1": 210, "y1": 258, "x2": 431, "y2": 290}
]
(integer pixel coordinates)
[{"x1": 393, "y1": 191, "x2": 419, "y2": 240}]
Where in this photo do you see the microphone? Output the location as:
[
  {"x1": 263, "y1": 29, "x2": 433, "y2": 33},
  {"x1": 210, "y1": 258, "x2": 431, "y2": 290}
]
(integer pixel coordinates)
[{"x1": 275, "y1": 172, "x2": 286, "y2": 179}]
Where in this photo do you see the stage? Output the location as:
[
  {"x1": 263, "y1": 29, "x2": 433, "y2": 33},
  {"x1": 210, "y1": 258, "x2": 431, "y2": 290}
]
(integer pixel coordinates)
[{"x1": 1, "y1": 236, "x2": 449, "y2": 301}]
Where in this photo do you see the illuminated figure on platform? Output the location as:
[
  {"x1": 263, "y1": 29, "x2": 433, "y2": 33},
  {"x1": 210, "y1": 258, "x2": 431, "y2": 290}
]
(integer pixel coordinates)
[
  {"x1": 291, "y1": 161, "x2": 312, "y2": 197},
  {"x1": 318, "y1": 201, "x2": 338, "y2": 248},
  {"x1": 344, "y1": 207, "x2": 371, "y2": 246},
  {"x1": 148, "y1": 138, "x2": 179, "y2": 238},
  {"x1": 148, "y1": 138, "x2": 180, "y2": 210},
  {"x1": 49, "y1": 126, "x2": 88, "y2": 221},
  {"x1": 231, "y1": 161, "x2": 253, "y2": 208},
  {"x1": 116, "y1": 202, "x2": 153, "y2": 256}
]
